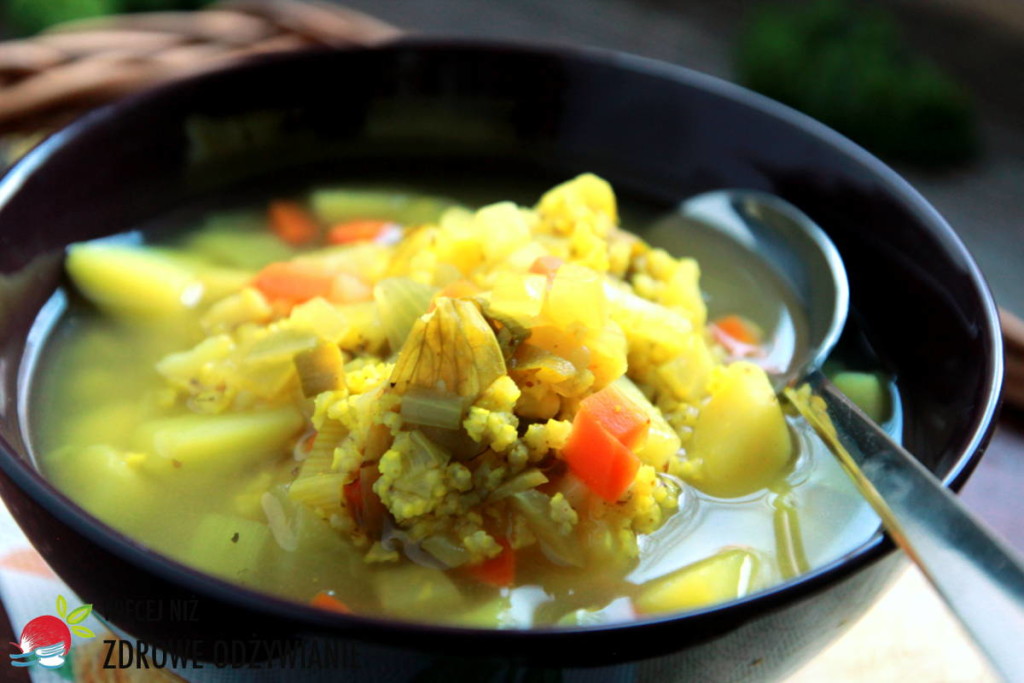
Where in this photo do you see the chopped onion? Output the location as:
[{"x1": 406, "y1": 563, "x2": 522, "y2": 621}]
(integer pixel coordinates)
[
  {"x1": 510, "y1": 490, "x2": 583, "y2": 567},
  {"x1": 373, "y1": 277, "x2": 436, "y2": 352},
  {"x1": 390, "y1": 298, "x2": 506, "y2": 401},
  {"x1": 261, "y1": 492, "x2": 298, "y2": 552},
  {"x1": 421, "y1": 535, "x2": 471, "y2": 568},
  {"x1": 490, "y1": 469, "x2": 549, "y2": 501}
]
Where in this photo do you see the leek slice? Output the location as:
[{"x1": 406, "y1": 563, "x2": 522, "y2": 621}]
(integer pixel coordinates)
[
  {"x1": 421, "y1": 535, "x2": 471, "y2": 568},
  {"x1": 373, "y1": 277, "x2": 437, "y2": 352}
]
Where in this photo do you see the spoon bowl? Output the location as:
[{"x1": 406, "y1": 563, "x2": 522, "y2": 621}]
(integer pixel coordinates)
[
  {"x1": 676, "y1": 190, "x2": 849, "y2": 388},
  {"x1": 666, "y1": 188, "x2": 1024, "y2": 680}
]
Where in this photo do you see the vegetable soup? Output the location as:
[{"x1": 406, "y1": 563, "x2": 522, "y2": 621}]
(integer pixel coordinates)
[{"x1": 29, "y1": 175, "x2": 888, "y2": 627}]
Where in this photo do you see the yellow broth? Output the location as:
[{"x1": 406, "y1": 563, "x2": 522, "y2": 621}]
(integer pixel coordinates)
[{"x1": 28, "y1": 178, "x2": 888, "y2": 627}]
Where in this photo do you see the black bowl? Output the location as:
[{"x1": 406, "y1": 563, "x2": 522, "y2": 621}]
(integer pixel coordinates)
[{"x1": 0, "y1": 41, "x2": 1003, "y2": 680}]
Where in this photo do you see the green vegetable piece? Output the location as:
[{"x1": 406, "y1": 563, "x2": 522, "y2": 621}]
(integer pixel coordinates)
[
  {"x1": 735, "y1": 0, "x2": 977, "y2": 166},
  {"x1": 831, "y1": 371, "x2": 891, "y2": 422},
  {"x1": 400, "y1": 388, "x2": 467, "y2": 430},
  {"x1": 294, "y1": 341, "x2": 345, "y2": 397},
  {"x1": 310, "y1": 189, "x2": 455, "y2": 227},
  {"x1": 184, "y1": 211, "x2": 295, "y2": 270}
]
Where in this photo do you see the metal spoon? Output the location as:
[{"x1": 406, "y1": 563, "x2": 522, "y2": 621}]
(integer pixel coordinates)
[{"x1": 665, "y1": 190, "x2": 1024, "y2": 679}]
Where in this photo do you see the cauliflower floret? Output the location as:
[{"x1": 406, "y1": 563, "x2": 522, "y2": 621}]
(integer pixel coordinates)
[
  {"x1": 536, "y1": 173, "x2": 618, "y2": 237},
  {"x1": 462, "y1": 529, "x2": 502, "y2": 563},
  {"x1": 476, "y1": 375, "x2": 522, "y2": 412},
  {"x1": 550, "y1": 493, "x2": 579, "y2": 535},
  {"x1": 464, "y1": 406, "x2": 519, "y2": 453},
  {"x1": 524, "y1": 419, "x2": 573, "y2": 461},
  {"x1": 374, "y1": 431, "x2": 449, "y2": 522}
]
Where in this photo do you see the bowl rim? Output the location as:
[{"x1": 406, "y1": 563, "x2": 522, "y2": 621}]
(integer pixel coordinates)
[{"x1": 0, "y1": 36, "x2": 1005, "y2": 659}]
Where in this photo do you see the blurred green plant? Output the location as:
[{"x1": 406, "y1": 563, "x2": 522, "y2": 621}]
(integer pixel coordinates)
[
  {"x1": 6, "y1": 0, "x2": 214, "y2": 36},
  {"x1": 735, "y1": 0, "x2": 978, "y2": 166}
]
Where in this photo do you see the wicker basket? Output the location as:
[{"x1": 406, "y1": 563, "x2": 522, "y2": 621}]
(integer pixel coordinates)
[{"x1": 0, "y1": 0, "x2": 400, "y2": 140}]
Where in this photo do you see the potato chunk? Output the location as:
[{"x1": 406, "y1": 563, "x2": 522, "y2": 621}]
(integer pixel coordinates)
[
  {"x1": 66, "y1": 243, "x2": 203, "y2": 318},
  {"x1": 681, "y1": 362, "x2": 792, "y2": 497},
  {"x1": 634, "y1": 548, "x2": 760, "y2": 614}
]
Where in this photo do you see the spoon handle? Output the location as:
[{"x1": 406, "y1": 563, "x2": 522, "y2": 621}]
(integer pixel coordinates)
[{"x1": 786, "y1": 370, "x2": 1024, "y2": 680}]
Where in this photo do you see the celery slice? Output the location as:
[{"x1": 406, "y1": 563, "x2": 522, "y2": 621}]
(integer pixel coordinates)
[
  {"x1": 186, "y1": 211, "x2": 295, "y2": 270},
  {"x1": 310, "y1": 189, "x2": 456, "y2": 227},
  {"x1": 399, "y1": 388, "x2": 466, "y2": 430},
  {"x1": 294, "y1": 342, "x2": 345, "y2": 397}
]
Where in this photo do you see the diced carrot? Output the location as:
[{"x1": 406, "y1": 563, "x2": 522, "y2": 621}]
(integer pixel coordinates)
[
  {"x1": 327, "y1": 219, "x2": 391, "y2": 245},
  {"x1": 711, "y1": 315, "x2": 760, "y2": 345},
  {"x1": 310, "y1": 591, "x2": 351, "y2": 614},
  {"x1": 269, "y1": 200, "x2": 320, "y2": 245},
  {"x1": 577, "y1": 384, "x2": 650, "y2": 450},
  {"x1": 343, "y1": 477, "x2": 363, "y2": 520},
  {"x1": 253, "y1": 262, "x2": 335, "y2": 304},
  {"x1": 710, "y1": 315, "x2": 764, "y2": 358},
  {"x1": 562, "y1": 408, "x2": 641, "y2": 503},
  {"x1": 465, "y1": 539, "x2": 515, "y2": 588},
  {"x1": 529, "y1": 255, "x2": 564, "y2": 280}
]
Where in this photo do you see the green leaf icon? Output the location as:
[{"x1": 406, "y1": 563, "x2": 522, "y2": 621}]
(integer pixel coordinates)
[
  {"x1": 56, "y1": 594, "x2": 68, "y2": 619},
  {"x1": 67, "y1": 604, "x2": 93, "y2": 625},
  {"x1": 70, "y1": 625, "x2": 95, "y2": 639}
]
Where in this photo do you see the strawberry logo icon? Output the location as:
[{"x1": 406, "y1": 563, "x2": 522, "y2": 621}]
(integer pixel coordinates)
[{"x1": 10, "y1": 595, "x2": 94, "y2": 670}]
